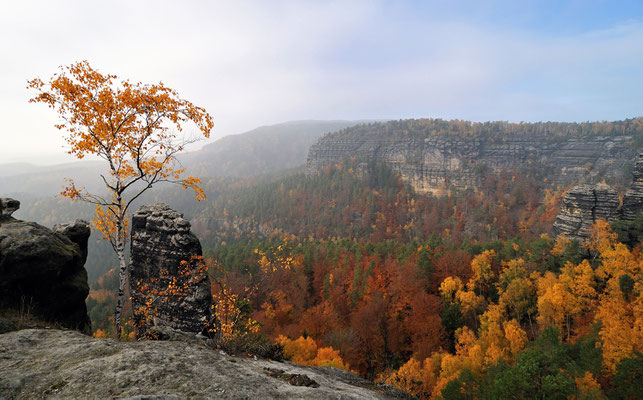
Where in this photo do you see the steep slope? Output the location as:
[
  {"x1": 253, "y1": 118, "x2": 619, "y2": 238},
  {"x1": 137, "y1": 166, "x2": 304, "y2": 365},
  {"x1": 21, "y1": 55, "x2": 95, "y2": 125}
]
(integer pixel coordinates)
[
  {"x1": 181, "y1": 120, "x2": 373, "y2": 178},
  {"x1": 307, "y1": 118, "x2": 642, "y2": 194}
]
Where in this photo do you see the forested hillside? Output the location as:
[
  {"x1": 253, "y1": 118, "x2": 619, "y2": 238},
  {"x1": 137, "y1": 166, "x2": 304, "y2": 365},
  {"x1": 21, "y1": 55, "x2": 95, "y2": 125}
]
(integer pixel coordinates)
[
  {"x1": 197, "y1": 159, "x2": 560, "y2": 249},
  {"x1": 7, "y1": 118, "x2": 643, "y2": 399},
  {"x1": 320, "y1": 118, "x2": 643, "y2": 141},
  {"x1": 3, "y1": 120, "x2": 367, "y2": 282},
  {"x1": 83, "y1": 157, "x2": 643, "y2": 398},
  {"x1": 181, "y1": 120, "x2": 371, "y2": 178},
  {"x1": 199, "y1": 161, "x2": 642, "y2": 398},
  {"x1": 308, "y1": 118, "x2": 643, "y2": 196}
]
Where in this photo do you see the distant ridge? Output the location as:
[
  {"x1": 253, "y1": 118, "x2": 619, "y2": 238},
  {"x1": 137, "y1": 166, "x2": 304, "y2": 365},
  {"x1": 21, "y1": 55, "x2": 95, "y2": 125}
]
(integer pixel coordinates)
[
  {"x1": 180, "y1": 120, "x2": 376, "y2": 178},
  {"x1": 307, "y1": 118, "x2": 643, "y2": 195},
  {"x1": 0, "y1": 161, "x2": 107, "y2": 196},
  {"x1": 0, "y1": 121, "x2": 373, "y2": 196}
]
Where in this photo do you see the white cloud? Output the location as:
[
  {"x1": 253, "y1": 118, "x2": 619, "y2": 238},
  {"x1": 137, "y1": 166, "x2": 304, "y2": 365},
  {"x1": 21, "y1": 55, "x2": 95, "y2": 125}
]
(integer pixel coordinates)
[{"x1": 0, "y1": 1, "x2": 641, "y2": 164}]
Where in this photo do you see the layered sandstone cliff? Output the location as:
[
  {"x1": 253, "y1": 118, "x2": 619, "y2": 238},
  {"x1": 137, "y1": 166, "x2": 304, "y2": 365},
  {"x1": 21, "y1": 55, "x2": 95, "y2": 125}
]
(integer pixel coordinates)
[
  {"x1": 552, "y1": 184, "x2": 620, "y2": 243},
  {"x1": 553, "y1": 152, "x2": 643, "y2": 243},
  {"x1": 129, "y1": 204, "x2": 213, "y2": 338},
  {"x1": 307, "y1": 120, "x2": 638, "y2": 194},
  {"x1": 622, "y1": 153, "x2": 643, "y2": 221}
]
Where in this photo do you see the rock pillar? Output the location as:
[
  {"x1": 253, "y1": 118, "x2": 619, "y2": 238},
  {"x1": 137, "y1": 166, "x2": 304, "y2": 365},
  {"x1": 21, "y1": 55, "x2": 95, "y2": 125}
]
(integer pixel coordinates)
[{"x1": 129, "y1": 204, "x2": 213, "y2": 338}]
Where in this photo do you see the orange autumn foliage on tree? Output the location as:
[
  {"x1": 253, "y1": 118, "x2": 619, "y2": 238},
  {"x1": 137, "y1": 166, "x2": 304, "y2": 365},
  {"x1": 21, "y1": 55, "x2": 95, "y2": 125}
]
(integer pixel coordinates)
[
  {"x1": 277, "y1": 335, "x2": 349, "y2": 370},
  {"x1": 467, "y1": 250, "x2": 496, "y2": 296},
  {"x1": 573, "y1": 371, "x2": 606, "y2": 400},
  {"x1": 132, "y1": 255, "x2": 212, "y2": 339},
  {"x1": 384, "y1": 355, "x2": 443, "y2": 399},
  {"x1": 28, "y1": 61, "x2": 213, "y2": 338}
]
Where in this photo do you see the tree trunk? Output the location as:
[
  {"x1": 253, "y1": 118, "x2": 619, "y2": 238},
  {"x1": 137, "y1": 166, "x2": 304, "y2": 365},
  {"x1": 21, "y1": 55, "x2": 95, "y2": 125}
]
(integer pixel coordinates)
[
  {"x1": 114, "y1": 213, "x2": 128, "y2": 340},
  {"x1": 114, "y1": 243, "x2": 127, "y2": 339}
]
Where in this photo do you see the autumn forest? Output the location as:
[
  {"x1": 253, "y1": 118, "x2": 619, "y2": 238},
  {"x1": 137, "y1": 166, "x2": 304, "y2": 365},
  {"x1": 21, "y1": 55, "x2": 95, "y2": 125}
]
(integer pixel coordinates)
[
  {"x1": 81, "y1": 147, "x2": 643, "y2": 399},
  {"x1": 4, "y1": 2, "x2": 643, "y2": 399}
]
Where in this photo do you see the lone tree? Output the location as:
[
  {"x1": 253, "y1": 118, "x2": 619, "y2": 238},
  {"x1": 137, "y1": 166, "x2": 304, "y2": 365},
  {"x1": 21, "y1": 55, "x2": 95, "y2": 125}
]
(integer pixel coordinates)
[{"x1": 28, "y1": 61, "x2": 213, "y2": 338}]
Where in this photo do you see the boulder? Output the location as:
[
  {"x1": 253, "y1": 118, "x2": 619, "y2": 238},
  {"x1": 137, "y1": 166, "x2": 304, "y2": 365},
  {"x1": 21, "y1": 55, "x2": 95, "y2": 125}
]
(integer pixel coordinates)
[
  {"x1": 129, "y1": 204, "x2": 213, "y2": 338},
  {"x1": 0, "y1": 199, "x2": 90, "y2": 331}
]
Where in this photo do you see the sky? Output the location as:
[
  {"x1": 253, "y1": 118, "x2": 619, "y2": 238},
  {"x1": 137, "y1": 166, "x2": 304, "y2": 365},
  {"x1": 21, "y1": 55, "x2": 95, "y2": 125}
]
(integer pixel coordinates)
[{"x1": 1, "y1": 0, "x2": 642, "y2": 164}]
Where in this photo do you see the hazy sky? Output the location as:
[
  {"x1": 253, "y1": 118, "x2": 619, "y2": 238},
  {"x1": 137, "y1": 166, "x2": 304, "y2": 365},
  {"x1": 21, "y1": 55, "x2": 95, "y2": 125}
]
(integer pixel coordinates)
[{"x1": 1, "y1": 0, "x2": 642, "y2": 164}]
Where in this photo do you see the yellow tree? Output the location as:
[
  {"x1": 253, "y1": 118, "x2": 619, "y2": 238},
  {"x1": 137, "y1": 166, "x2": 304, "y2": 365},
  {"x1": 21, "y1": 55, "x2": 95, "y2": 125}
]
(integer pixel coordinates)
[
  {"x1": 594, "y1": 293, "x2": 643, "y2": 373},
  {"x1": 468, "y1": 250, "x2": 496, "y2": 296},
  {"x1": 28, "y1": 61, "x2": 213, "y2": 338}
]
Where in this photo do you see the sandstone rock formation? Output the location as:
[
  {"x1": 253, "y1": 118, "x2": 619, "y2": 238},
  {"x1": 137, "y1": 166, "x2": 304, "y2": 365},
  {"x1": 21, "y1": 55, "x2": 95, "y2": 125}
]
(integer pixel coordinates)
[
  {"x1": 0, "y1": 198, "x2": 90, "y2": 331},
  {"x1": 553, "y1": 184, "x2": 620, "y2": 243},
  {"x1": 307, "y1": 121, "x2": 637, "y2": 195},
  {"x1": 0, "y1": 329, "x2": 411, "y2": 399},
  {"x1": 129, "y1": 203, "x2": 213, "y2": 337},
  {"x1": 0, "y1": 198, "x2": 20, "y2": 219},
  {"x1": 622, "y1": 152, "x2": 643, "y2": 221},
  {"x1": 53, "y1": 219, "x2": 91, "y2": 267}
]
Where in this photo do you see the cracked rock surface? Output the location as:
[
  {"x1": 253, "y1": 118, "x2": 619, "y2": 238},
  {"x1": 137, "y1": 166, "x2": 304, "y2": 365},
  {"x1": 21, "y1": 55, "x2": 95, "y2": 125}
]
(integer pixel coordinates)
[
  {"x1": 0, "y1": 329, "x2": 412, "y2": 399},
  {"x1": 622, "y1": 153, "x2": 643, "y2": 221},
  {"x1": 553, "y1": 184, "x2": 620, "y2": 243}
]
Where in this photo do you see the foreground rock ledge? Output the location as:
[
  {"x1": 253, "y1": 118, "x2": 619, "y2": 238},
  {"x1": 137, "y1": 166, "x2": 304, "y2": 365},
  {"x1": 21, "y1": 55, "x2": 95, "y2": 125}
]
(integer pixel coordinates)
[{"x1": 0, "y1": 329, "x2": 412, "y2": 399}]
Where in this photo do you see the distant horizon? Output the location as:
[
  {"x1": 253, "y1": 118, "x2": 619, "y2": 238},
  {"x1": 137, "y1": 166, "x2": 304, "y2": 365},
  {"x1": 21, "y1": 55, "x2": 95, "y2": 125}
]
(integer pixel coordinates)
[
  {"x1": 2, "y1": 115, "x2": 642, "y2": 166},
  {"x1": 2, "y1": 1, "x2": 642, "y2": 166}
]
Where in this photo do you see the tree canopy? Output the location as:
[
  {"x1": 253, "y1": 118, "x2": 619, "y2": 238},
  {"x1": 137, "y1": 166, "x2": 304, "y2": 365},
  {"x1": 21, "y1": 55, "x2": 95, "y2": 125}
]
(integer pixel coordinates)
[{"x1": 28, "y1": 61, "x2": 213, "y2": 337}]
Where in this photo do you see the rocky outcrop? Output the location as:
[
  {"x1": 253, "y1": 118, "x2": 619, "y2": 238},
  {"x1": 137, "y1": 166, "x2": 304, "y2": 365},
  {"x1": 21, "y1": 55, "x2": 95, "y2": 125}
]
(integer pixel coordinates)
[
  {"x1": 0, "y1": 198, "x2": 20, "y2": 219},
  {"x1": 553, "y1": 152, "x2": 643, "y2": 243},
  {"x1": 622, "y1": 153, "x2": 643, "y2": 221},
  {"x1": 0, "y1": 199, "x2": 90, "y2": 331},
  {"x1": 553, "y1": 184, "x2": 620, "y2": 243},
  {"x1": 53, "y1": 219, "x2": 91, "y2": 266},
  {"x1": 129, "y1": 204, "x2": 213, "y2": 338},
  {"x1": 0, "y1": 329, "x2": 411, "y2": 399},
  {"x1": 307, "y1": 120, "x2": 638, "y2": 195}
]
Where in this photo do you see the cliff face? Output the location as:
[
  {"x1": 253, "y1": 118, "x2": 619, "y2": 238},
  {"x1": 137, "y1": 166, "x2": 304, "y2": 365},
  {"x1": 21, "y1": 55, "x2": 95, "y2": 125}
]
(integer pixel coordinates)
[
  {"x1": 129, "y1": 204, "x2": 213, "y2": 338},
  {"x1": 622, "y1": 153, "x2": 643, "y2": 221},
  {"x1": 553, "y1": 152, "x2": 643, "y2": 243},
  {"x1": 307, "y1": 120, "x2": 638, "y2": 194},
  {"x1": 0, "y1": 198, "x2": 90, "y2": 331},
  {"x1": 553, "y1": 184, "x2": 620, "y2": 243}
]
